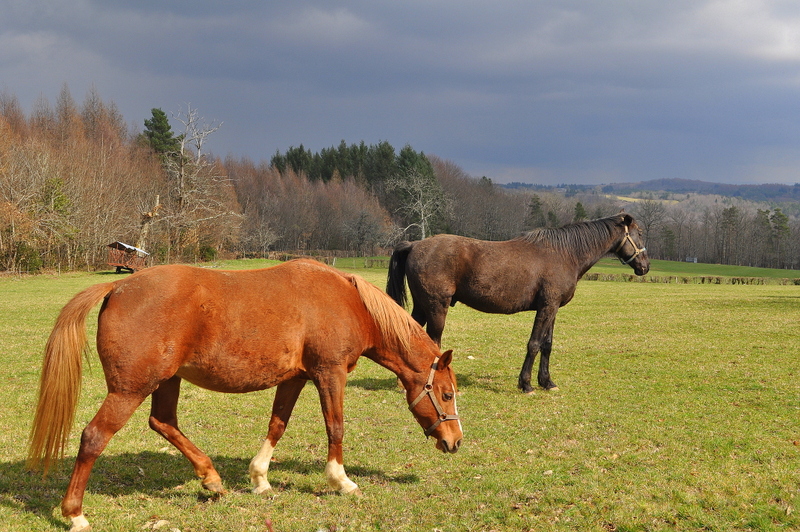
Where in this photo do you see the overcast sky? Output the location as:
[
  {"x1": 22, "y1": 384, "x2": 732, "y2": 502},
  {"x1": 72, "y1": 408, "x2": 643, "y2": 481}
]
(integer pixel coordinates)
[{"x1": 3, "y1": 1, "x2": 800, "y2": 185}]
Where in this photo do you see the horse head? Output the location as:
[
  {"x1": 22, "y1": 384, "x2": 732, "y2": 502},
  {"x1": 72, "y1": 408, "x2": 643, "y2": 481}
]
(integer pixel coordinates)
[
  {"x1": 615, "y1": 214, "x2": 650, "y2": 276},
  {"x1": 407, "y1": 349, "x2": 462, "y2": 454}
]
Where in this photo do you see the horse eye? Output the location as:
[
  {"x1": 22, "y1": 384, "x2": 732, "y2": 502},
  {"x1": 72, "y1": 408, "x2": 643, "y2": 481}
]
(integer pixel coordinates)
[{"x1": 443, "y1": 392, "x2": 454, "y2": 401}]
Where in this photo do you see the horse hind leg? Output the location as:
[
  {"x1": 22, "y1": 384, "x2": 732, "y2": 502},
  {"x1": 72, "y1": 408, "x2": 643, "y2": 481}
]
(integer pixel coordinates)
[
  {"x1": 61, "y1": 392, "x2": 146, "y2": 532},
  {"x1": 519, "y1": 310, "x2": 558, "y2": 393},
  {"x1": 422, "y1": 299, "x2": 450, "y2": 347},
  {"x1": 249, "y1": 377, "x2": 307, "y2": 494},
  {"x1": 149, "y1": 376, "x2": 224, "y2": 493}
]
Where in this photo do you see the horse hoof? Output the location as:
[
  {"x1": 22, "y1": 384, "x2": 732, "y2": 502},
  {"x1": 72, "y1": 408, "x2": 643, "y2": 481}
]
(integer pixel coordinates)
[
  {"x1": 69, "y1": 514, "x2": 91, "y2": 532},
  {"x1": 252, "y1": 485, "x2": 274, "y2": 495},
  {"x1": 336, "y1": 483, "x2": 363, "y2": 497},
  {"x1": 546, "y1": 386, "x2": 560, "y2": 392},
  {"x1": 203, "y1": 481, "x2": 226, "y2": 494}
]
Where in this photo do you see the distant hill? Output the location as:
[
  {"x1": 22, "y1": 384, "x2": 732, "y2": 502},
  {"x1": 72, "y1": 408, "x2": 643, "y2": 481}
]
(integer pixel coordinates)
[{"x1": 504, "y1": 178, "x2": 800, "y2": 203}]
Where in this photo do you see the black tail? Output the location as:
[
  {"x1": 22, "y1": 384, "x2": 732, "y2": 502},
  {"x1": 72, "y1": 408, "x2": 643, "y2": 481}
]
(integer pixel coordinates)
[{"x1": 386, "y1": 241, "x2": 413, "y2": 308}]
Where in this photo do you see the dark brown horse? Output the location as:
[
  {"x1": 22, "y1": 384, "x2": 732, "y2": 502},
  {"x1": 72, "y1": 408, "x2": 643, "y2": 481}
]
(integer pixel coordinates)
[
  {"x1": 28, "y1": 259, "x2": 461, "y2": 532},
  {"x1": 386, "y1": 213, "x2": 649, "y2": 394}
]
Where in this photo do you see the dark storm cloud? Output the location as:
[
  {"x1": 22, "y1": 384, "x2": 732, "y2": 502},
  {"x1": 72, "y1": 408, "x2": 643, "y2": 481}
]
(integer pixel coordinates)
[{"x1": 2, "y1": 1, "x2": 800, "y2": 184}]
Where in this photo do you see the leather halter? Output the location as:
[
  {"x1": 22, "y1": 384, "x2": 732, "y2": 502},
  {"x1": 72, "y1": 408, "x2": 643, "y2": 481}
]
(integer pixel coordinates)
[
  {"x1": 408, "y1": 356, "x2": 460, "y2": 437},
  {"x1": 615, "y1": 225, "x2": 647, "y2": 265}
]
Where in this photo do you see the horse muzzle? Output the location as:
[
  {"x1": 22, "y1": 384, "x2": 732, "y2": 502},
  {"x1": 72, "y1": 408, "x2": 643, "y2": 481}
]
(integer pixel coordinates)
[{"x1": 436, "y1": 436, "x2": 462, "y2": 454}]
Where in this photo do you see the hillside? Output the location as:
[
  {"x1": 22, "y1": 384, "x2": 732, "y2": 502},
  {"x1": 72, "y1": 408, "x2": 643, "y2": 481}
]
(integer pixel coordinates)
[
  {"x1": 601, "y1": 178, "x2": 800, "y2": 203},
  {"x1": 504, "y1": 178, "x2": 800, "y2": 203}
]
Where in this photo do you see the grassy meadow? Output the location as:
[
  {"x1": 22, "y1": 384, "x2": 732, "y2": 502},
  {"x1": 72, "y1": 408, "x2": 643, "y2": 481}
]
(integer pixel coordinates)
[{"x1": 0, "y1": 259, "x2": 799, "y2": 531}]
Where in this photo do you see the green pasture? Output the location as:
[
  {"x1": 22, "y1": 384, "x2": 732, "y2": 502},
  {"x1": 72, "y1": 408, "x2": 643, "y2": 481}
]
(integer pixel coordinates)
[
  {"x1": 590, "y1": 257, "x2": 800, "y2": 281},
  {"x1": 1, "y1": 261, "x2": 799, "y2": 531}
]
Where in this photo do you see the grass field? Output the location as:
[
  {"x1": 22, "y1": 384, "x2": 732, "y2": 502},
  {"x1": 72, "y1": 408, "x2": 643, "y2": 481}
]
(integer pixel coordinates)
[
  {"x1": 589, "y1": 258, "x2": 800, "y2": 281},
  {"x1": 1, "y1": 260, "x2": 799, "y2": 531}
]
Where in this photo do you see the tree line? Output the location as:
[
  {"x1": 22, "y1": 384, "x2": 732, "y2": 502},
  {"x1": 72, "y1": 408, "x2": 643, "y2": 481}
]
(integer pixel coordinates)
[
  {"x1": 0, "y1": 87, "x2": 527, "y2": 272},
  {"x1": 1, "y1": 86, "x2": 798, "y2": 273}
]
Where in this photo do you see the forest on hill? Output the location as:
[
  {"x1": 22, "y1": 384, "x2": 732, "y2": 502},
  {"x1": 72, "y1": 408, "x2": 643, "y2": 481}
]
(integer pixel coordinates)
[
  {"x1": 602, "y1": 178, "x2": 800, "y2": 204},
  {"x1": 1, "y1": 86, "x2": 799, "y2": 273}
]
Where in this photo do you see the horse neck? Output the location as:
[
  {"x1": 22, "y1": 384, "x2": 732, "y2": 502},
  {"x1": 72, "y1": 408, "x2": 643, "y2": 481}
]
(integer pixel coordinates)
[
  {"x1": 570, "y1": 225, "x2": 622, "y2": 277},
  {"x1": 366, "y1": 333, "x2": 432, "y2": 389},
  {"x1": 348, "y1": 273, "x2": 433, "y2": 387}
]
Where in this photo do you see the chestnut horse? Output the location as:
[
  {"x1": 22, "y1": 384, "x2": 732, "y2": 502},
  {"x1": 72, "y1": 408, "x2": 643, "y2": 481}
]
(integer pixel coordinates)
[
  {"x1": 28, "y1": 259, "x2": 461, "y2": 532},
  {"x1": 387, "y1": 213, "x2": 650, "y2": 393}
]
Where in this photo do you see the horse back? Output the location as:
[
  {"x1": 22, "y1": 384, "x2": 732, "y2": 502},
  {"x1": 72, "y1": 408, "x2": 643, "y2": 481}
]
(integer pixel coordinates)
[
  {"x1": 95, "y1": 262, "x2": 375, "y2": 393},
  {"x1": 406, "y1": 235, "x2": 579, "y2": 314}
]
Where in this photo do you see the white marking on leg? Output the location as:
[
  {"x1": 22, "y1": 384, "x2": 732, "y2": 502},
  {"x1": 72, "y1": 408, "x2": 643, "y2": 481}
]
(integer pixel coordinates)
[
  {"x1": 325, "y1": 459, "x2": 359, "y2": 494},
  {"x1": 69, "y1": 514, "x2": 91, "y2": 532},
  {"x1": 249, "y1": 439, "x2": 275, "y2": 494}
]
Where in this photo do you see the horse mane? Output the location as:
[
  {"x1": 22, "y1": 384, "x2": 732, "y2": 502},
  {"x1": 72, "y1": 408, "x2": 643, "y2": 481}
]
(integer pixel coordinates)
[
  {"x1": 515, "y1": 214, "x2": 622, "y2": 253},
  {"x1": 347, "y1": 273, "x2": 414, "y2": 355},
  {"x1": 289, "y1": 259, "x2": 415, "y2": 354}
]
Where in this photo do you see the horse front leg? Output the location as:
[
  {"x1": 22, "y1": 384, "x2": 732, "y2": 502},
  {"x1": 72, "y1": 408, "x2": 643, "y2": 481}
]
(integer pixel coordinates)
[
  {"x1": 149, "y1": 376, "x2": 224, "y2": 493},
  {"x1": 314, "y1": 371, "x2": 361, "y2": 495},
  {"x1": 519, "y1": 308, "x2": 558, "y2": 393},
  {"x1": 62, "y1": 392, "x2": 146, "y2": 532},
  {"x1": 249, "y1": 377, "x2": 307, "y2": 494}
]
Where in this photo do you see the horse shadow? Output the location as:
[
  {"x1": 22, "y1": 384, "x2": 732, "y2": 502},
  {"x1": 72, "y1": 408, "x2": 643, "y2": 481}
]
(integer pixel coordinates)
[
  {"x1": 347, "y1": 373, "x2": 475, "y2": 391},
  {"x1": 0, "y1": 451, "x2": 418, "y2": 528}
]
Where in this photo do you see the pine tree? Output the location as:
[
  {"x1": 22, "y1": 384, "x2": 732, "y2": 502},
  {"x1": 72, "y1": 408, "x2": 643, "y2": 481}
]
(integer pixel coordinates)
[
  {"x1": 142, "y1": 108, "x2": 180, "y2": 155},
  {"x1": 524, "y1": 194, "x2": 546, "y2": 229},
  {"x1": 573, "y1": 201, "x2": 587, "y2": 222}
]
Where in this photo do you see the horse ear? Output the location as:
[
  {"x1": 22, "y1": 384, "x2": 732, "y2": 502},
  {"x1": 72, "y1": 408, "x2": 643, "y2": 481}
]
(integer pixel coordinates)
[
  {"x1": 622, "y1": 213, "x2": 633, "y2": 226},
  {"x1": 439, "y1": 349, "x2": 454, "y2": 369}
]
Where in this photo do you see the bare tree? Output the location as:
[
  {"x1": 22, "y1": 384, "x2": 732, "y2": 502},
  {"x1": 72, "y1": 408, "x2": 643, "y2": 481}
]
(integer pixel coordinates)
[
  {"x1": 387, "y1": 168, "x2": 451, "y2": 240},
  {"x1": 172, "y1": 103, "x2": 222, "y2": 163},
  {"x1": 632, "y1": 199, "x2": 667, "y2": 245},
  {"x1": 159, "y1": 104, "x2": 240, "y2": 259}
]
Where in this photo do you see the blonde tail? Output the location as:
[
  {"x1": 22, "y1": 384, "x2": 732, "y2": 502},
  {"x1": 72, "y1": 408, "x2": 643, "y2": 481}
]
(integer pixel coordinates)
[{"x1": 27, "y1": 282, "x2": 114, "y2": 472}]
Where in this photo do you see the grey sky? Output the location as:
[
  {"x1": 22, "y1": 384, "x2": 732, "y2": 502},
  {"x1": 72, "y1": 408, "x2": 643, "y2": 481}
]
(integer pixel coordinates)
[{"x1": 3, "y1": 1, "x2": 800, "y2": 185}]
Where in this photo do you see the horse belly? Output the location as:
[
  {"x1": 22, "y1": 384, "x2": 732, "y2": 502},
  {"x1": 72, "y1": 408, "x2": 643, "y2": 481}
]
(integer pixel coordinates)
[
  {"x1": 456, "y1": 272, "x2": 537, "y2": 314},
  {"x1": 175, "y1": 362, "x2": 299, "y2": 393},
  {"x1": 175, "y1": 332, "x2": 306, "y2": 393},
  {"x1": 458, "y1": 293, "x2": 530, "y2": 315},
  {"x1": 454, "y1": 249, "x2": 540, "y2": 315}
]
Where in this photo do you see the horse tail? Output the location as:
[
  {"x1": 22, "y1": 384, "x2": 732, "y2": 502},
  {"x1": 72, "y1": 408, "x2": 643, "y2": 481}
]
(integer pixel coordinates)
[
  {"x1": 349, "y1": 273, "x2": 413, "y2": 355},
  {"x1": 386, "y1": 241, "x2": 413, "y2": 308},
  {"x1": 27, "y1": 282, "x2": 115, "y2": 473}
]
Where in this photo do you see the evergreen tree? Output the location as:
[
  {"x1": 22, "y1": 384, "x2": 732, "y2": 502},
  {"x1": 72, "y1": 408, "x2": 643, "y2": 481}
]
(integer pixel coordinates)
[
  {"x1": 142, "y1": 108, "x2": 180, "y2": 155},
  {"x1": 364, "y1": 140, "x2": 397, "y2": 186},
  {"x1": 524, "y1": 194, "x2": 546, "y2": 229},
  {"x1": 573, "y1": 201, "x2": 587, "y2": 222},
  {"x1": 770, "y1": 208, "x2": 790, "y2": 268},
  {"x1": 284, "y1": 144, "x2": 315, "y2": 178},
  {"x1": 754, "y1": 209, "x2": 773, "y2": 266}
]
